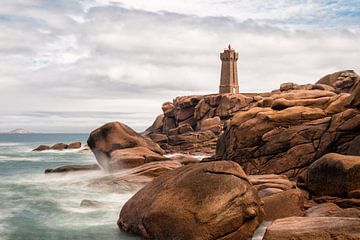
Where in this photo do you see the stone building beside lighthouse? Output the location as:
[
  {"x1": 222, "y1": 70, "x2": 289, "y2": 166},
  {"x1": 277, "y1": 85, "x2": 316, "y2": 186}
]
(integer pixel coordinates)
[{"x1": 219, "y1": 45, "x2": 239, "y2": 94}]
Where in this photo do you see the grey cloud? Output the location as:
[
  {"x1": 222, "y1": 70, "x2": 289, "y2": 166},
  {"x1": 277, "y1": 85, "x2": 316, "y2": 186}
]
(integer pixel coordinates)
[{"x1": 0, "y1": 1, "x2": 359, "y2": 132}]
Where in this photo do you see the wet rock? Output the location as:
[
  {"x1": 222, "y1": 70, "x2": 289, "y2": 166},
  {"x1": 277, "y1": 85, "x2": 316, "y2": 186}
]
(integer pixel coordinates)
[
  {"x1": 45, "y1": 164, "x2": 100, "y2": 174},
  {"x1": 80, "y1": 199, "x2": 105, "y2": 208},
  {"x1": 263, "y1": 217, "x2": 360, "y2": 240},
  {"x1": 51, "y1": 143, "x2": 68, "y2": 150},
  {"x1": 32, "y1": 145, "x2": 50, "y2": 151},
  {"x1": 118, "y1": 161, "x2": 264, "y2": 240},
  {"x1": 67, "y1": 141, "x2": 81, "y2": 149}
]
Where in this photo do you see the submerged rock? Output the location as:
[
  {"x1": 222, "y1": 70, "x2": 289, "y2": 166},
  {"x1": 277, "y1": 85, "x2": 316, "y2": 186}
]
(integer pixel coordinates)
[
  {"x1": 118, "y1": 161, "x2": 263, "y2": 240},
  {"x1": 44, "y1": 164, "x2": 100, "y2": 173},
  {"x1": 263, "y1": 217, "x2": 360, "y2": 240},
  {"x1": 80, "y1": 199, "x2": 105, "y2": 208}
]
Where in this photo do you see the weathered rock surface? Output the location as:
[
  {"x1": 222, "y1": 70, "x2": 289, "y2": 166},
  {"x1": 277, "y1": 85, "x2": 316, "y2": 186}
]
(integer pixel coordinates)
[
  {"x1": 44, "y1": 164, "x2": 100, "y2": 173},
  {"x1": 109, "y1": 147, "x2": 168, "y2": 170},
  {"x1": 118, "y1": 161, "x2": 263, "y2": 240},
  {"x1": 262, "y1": 189, "x2": 304, "y2": 220},
  {"x1": 316, "y1": 70, "x2": 359, "y2": 93},
  {"x1": 87, "y1": 121, "x2": 165, "y2": 171},
  {"x1": 305, "y1": 153, "x2": 360, "y2": 197},
  {"x1": 216, "y1": 88, "x2": 360, "y2": 177},
  {"x1": 146, "y1": 93, "x2": 259, "y2": 154},
  {"x1": 263, "y1": 217, "x2": 360, "y2": 240},
  {"x1": 305, "y1": 203, "x2": 360, "y2": 218},
  {"x1": 248, "y1": 174, "x2": 295, "y2": 198}
]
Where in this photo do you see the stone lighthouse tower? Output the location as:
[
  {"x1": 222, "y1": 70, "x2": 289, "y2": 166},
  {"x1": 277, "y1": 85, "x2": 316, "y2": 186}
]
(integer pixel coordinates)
[{"x1": 219, "y1": 44, "x2": 239, "y2": 94}]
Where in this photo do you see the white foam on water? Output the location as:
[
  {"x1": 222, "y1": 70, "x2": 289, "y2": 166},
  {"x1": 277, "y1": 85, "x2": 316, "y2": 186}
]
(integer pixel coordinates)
[
  {"x1": 0, "y1": 142, "x2": 22, "y2": 147},
  {"x1": 252, "y1": 221, "x2": 271, "y2": 240}
]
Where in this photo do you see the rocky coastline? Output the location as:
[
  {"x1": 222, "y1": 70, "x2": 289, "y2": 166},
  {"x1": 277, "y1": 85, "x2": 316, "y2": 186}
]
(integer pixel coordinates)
[{"x1": 47, "y1": 70, "x2": 360, "y2": 239}]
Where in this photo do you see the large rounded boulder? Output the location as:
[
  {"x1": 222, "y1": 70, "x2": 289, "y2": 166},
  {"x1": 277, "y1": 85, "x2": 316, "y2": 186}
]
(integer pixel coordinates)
[
  {"x1": 118, "y1": 161, "x2": 264, "y2": 240},
  {"x1": 305, "y1": 153, "x2": 360, "y2": 197},
  {"x1": 87, "y1": 121, "x2": 165, "y2": 171}
]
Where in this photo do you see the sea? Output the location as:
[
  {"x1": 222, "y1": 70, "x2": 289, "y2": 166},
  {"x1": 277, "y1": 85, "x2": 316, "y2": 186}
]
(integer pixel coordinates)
[
  {"x1": 0, "y1": 133, "x2": 140, "y2": 240},
  {"x1": 0, "y1": 133, "x2": 267, "y2": 240}
]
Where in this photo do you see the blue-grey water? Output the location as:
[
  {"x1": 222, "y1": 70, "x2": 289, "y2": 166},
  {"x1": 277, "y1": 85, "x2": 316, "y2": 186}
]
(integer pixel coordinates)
[{"x1": 0, "y1": 134, "x2": 140, "y2": 240}]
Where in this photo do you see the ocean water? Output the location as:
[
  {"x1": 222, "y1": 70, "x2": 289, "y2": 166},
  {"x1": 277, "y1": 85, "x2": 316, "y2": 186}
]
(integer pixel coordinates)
[{"x1": 0, "y1": 134, "x2": 140, "y2": 240}]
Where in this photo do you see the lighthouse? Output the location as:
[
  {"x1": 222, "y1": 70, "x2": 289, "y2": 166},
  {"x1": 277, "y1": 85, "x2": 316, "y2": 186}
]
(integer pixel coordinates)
[{"x1": 219, "y1": 45, "x2": 239, "y2": 94}]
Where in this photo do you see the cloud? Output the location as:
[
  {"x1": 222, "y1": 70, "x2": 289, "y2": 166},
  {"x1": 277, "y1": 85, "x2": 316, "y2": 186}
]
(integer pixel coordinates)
[{"x1": 0, "y1": 1, "x2": 359, "y2": 132}]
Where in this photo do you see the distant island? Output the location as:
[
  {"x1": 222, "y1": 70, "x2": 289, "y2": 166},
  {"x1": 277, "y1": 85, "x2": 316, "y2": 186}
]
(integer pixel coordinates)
[{"x1": 5, "y1": 128, "x2": 29, "y2": 134}]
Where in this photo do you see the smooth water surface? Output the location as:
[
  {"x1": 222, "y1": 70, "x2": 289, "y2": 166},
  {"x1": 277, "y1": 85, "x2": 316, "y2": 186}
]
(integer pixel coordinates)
[{"x1": 0, "y1": 134, "x2": 140, "y2": 240}]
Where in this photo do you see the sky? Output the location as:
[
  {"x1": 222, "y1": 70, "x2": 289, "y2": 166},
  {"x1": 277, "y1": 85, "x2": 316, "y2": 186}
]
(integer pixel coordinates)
[{"x1": 0, "y1": 0, "x2": 359, "y2": 133}]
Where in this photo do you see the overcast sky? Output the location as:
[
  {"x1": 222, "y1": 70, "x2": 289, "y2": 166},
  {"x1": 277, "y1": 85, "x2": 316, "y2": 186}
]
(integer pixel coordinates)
[{"x1": 0, "y1": 0, "x2": 359, "y2": 133}]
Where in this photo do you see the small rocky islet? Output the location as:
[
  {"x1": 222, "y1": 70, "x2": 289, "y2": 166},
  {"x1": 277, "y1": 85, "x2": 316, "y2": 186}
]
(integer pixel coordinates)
[{"x1": 40, "y1": 68, "x2": 360, "y2": 239}]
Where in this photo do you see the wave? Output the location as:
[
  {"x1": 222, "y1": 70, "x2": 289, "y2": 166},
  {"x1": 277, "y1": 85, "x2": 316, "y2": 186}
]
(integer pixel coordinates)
[{"x1": 0, "y1": 142, "x2": 22, "y2": 147}]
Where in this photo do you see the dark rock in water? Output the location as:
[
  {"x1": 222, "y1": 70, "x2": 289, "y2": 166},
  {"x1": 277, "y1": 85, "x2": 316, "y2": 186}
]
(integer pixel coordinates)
[
  {"x1": 313, "y1": 195, "x2": 360, "y2": 208},
  {"x1": 118, "y1": 161, "x2": 264, "y2": 240},
  {"x1": 262, "y1": 189, "x2": 304, "y2": 221},
  {"x1": 80, "y1": 199, "x2": 105, "y2": 208},
  {"x1": 45, "y1": 164, "x2": 100, "y2": 174},
  {"x1": 305, "y1": 153, "x2": 360, "y2": 197},
  {"x1": 32, "y1": 145, "x2": 50, "y2": 151},
  {"x1": 87, "y1": 121, "x2": 165, "y2": 171},
  {"x1": 33, "y1": 142, "x2": 82, "y2": 151},
  {"x1": 51, "y1": 143, "x2": 68, "y2": 150},
  {"x1": 67, "y1": 141, "x2": 81, "y2": 149},
  {"x1": 263, "y1": 217, "x2": 360, "y2": 240}
]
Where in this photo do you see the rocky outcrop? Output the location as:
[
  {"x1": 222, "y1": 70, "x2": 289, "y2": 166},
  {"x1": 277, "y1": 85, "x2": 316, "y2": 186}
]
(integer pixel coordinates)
[
  {"x1": 118, "y1": 161, "x2": 263, "y2": 240},
  {"x1": 33, "y1": 142, "x2": 82, "y2": 151},
  {"x1": 146, "y1": 94, "x2": 259, "y2": 154},
  {"x1": 44, "y1": 164, "x2": 100, "y2": 173},
  {"x1": 87, "y1": 121, "x2": 165, "y2": 171},
  {"x1": 215, "y1": 82, "x2": 360, "y2": 177},
  {"x1": 316, "y1": 70, "x2": 359, "y2": 93},
  {"x1": 263, "y1": 217, "x2": 360, "y2": 240},
  {"x1": 305, "y1": 153, "x2": 360, "y2": 197}
]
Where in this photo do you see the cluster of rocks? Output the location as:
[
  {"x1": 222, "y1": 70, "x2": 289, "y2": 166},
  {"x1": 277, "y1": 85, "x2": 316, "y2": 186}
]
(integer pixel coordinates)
[
  {"x1": 215, "y1": 70, "x2": 360, "y2": 178},
  {"x1": 145, "y1": 93, "x2": 260, "y2": 154},
  {"x1": 33, "y1": 141, "x2": 82, "y2": 151},
  {"x1": 78, "y1": 70, "x2": 360, "y2": 239}
]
